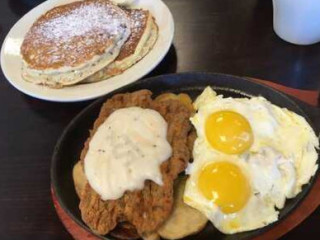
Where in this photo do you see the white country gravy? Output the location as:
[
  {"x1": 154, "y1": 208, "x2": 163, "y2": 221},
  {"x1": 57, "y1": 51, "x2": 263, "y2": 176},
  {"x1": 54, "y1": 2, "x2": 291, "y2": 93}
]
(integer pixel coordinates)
[{"x1": 84, "y1": 107, "x2": 172, "y2": 200}]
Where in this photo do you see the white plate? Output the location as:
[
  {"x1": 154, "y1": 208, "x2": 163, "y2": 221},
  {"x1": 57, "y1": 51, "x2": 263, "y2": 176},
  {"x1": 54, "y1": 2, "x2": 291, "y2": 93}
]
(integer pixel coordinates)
[{"x1": 0, "y1": 0, "x2": 174, "y2": 102}]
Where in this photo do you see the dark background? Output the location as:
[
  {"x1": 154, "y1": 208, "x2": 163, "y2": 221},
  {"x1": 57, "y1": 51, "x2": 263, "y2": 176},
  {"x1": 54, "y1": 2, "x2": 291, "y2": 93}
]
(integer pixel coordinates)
[{"x1": 0, "y1": 0, "x2": 319, "y2": 239}]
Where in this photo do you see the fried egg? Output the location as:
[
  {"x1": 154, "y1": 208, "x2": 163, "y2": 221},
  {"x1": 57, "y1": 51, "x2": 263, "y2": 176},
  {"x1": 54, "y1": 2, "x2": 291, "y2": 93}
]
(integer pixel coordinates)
[{"x1": 184, "y1": 87, "x2": 319, "y2": 234}]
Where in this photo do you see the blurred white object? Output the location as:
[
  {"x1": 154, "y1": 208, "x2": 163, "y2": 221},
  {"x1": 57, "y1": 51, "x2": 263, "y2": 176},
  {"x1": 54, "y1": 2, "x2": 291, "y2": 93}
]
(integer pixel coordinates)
[{"x1": 273, "y1": 0, "x2": 320, "y2": 45}]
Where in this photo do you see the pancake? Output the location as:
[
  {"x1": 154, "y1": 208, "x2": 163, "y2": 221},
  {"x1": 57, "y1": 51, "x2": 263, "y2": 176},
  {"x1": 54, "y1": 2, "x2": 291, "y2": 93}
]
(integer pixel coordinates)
[
  {"x1": 20, "y1": 0, "x2": 131, "y2": 88},
  {"x1": 83, "y1": 9, "x2": 158, "y2": 83}
]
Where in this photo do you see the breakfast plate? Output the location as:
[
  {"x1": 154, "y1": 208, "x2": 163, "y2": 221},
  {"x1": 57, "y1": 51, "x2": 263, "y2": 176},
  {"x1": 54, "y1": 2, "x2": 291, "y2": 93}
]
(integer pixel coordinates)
[
  {"x1": 0, "y1": 0, "x2": 174, "y2": 102},
  {"x1": 51, "y1": 72, "x2": 320, "y2": 240}
]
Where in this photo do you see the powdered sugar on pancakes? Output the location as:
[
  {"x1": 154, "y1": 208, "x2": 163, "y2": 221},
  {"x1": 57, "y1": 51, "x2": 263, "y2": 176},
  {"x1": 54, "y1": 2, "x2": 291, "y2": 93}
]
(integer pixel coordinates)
[
  {"x1": 115, "y1": 9, "x2": 148, "y2": 61},
  {"x1": 21, "y1": 0, "x2": 131, "y2": 70},
  {"x1": 38, "y1": 3, "x2": 125, "y2": 41},
  {"x1": 84, "y1": 8, "x2": 158, "y2": 83}
]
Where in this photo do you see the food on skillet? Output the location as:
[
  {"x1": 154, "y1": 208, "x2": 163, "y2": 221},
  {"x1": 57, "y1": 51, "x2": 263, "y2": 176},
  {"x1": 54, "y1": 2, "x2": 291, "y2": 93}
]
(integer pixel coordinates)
[
  {"x1": 75, "y1": 90, "x2": 193, "y2": 238},
  {"x1": 73, "y1": 155, "x2": 209, "y2": 240},
  {"x1": 73, "y1": 161, "x2": 142, "y2": 239},
  {"x1": 73, "y1": 87, "x2": 318, "y2": 239},
  {"x1": 158, "y1": 176, "x2": 208, "y2": 240},
  {"x1": 155, "y1": 93, "x2": 194, "y2": 112},
  {"x1": 184, "y1": 87, "x2": 319, "y2": 234},
  {"x1": 72, "y1": 161, "x2": 86, "y2": 198},
  {"x1": 20, "y1": 0, "x2": 158, "y2": 88},
  {"x1": 73, "y1": 168, "x2": 208, "y2": 240}
]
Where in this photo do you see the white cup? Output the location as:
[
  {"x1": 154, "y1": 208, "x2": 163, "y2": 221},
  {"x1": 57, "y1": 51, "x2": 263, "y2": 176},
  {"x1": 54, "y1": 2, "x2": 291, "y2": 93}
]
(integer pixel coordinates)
[{"x1": 273, "y1": 0, "x2": 320, "y2": 45}]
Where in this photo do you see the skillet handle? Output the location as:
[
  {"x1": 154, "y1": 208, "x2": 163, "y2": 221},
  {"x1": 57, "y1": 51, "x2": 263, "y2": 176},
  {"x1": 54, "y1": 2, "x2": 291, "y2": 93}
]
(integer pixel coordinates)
[{"x1": 248, "y1": 78, "x2": 319, "y2": 107}]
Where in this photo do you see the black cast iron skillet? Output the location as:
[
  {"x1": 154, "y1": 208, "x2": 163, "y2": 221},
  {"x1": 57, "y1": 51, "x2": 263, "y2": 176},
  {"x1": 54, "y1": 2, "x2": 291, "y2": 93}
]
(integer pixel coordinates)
[{"x1": 51, "y1": 72, "x2": 320, "y2": 240}]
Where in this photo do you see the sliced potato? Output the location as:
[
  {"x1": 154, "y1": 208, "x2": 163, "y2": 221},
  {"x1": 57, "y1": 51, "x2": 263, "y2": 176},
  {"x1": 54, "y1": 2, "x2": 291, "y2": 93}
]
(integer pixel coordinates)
[
  {"x1": 142, "y1": 232, "x2": 160, "y2": 240},
  {"x1": 155, "y1": 93, "x2": 177, "y2": 102},
  {"x1": 72, "y1": 161, "x2": 87, "y2": 198},
  {"x1": 155, "y1": 93, "x2": 194, "y2": 112},
  {"x1": 178, "y1": 93, "x2": 193, "y2": 110},
  {"x1": 158, "y1": 177, "x2": 208, "y2": 239}
]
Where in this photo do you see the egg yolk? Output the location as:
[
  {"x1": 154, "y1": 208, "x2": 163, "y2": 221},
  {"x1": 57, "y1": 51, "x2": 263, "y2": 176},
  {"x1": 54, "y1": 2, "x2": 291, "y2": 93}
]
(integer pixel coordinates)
[
  {"x1": 205, "y1": 111, "x2": 253, "y2": 154},
  {"x1": 198, "y1": 161, "x2": 251, "y2": 214}
]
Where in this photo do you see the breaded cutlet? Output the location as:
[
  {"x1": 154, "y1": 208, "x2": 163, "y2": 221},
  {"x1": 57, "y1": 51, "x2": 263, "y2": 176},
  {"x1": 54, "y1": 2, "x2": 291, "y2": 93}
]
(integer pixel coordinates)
[{"x1": 78, "y1": 90, "x2": 193, "y2": 236}]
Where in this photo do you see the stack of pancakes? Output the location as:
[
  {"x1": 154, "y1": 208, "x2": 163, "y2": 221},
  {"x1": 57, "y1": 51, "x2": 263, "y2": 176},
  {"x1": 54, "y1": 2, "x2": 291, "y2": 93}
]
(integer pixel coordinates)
[{"x1": 20, "y1": 0, "x2": 158, "y2": 88}]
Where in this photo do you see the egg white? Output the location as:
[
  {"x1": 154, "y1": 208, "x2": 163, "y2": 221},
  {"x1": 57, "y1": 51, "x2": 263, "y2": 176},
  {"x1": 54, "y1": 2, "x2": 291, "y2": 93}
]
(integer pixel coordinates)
[{"x1": 184, "y1": 87, "x2": 319, "y2": 234}]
